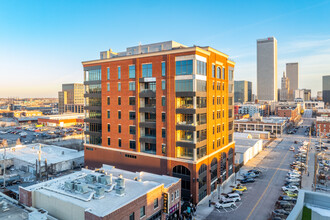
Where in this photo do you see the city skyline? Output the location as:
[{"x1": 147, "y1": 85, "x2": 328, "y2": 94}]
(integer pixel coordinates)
[{"x1": 1, "y1": 0, "x2": 330, "y2": 97}]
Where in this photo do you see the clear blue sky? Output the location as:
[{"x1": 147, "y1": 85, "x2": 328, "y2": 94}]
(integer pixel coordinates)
[{"x1": 1, "y1": 0, "x2": 330, "y2": 97}]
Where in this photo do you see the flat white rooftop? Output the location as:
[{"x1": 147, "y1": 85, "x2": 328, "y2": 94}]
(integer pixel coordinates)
[
  {"x1": 39, "y1": 113, "x2": 84, "y2": 120},
  {"x1": 0, "y1": 144, "x2": 84, "y2": 166},
  {"x1": 23, "y1": 165, "x2": 180, "y2": 217}
]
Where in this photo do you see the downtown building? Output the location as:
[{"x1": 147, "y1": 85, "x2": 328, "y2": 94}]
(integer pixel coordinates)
[
  {"x1": 286, "y1": 62, "x2": 299, "y2": 101},
  {"x1": 323, "y1": 75, "x2": 330, "y2": 105},
  {"x1": 257, "y1": 37, "x2": 278, "y2": 101},
  {"x1": 234, "y1": 80, "x2": 252, "y2": 103},
  {"x1": 58, "y1": 83, "x2": 84, "y2": 114},
  {"x1": 82, "y1": 41, "x2": 235, "y2": 203}
]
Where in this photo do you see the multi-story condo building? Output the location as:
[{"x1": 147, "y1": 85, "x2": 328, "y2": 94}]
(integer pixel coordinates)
[
  {"x1": 286, "y1": 62, "x2": 299, "y2": 101},
  {"x1": 257, "y1": 37, "x2": 278, "y2": 101},
  {"x1": 280, "y1": 71, "x2": 290, "y2": 101},
  {"x1": 82, "y1": 41, "x2": 235, "y2": 203},
  {"x1": 323, "y1": 75, "x2": 330, "y2": 105},
  {"x1": 237, "y1": 104, "x2": 269, "y2": 117},
  {"x1": 58, "y1": 83, "x2": 84, "y2": 114},
  {"x1": 303, "y1": 89, "x2": 311, "y2": 101},
  {"x1": 234, "y1": 80, "x2": 252, "y2": 103}
]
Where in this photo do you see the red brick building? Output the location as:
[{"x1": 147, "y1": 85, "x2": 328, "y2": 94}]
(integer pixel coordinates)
[
  {"x1": 316, "y1": 116, "x2": 330, "y2": 137},
  {"x1": 83, "y1": 41, "x2": 235, "y2": 203},
  {"x1": 277, "y1": 106, "x2": 299, "y2": 122}
]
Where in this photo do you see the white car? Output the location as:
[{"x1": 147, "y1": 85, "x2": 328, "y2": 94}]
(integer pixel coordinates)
[
  {"x1": 221, "y1": 193, "x2": 241, "y2": 202},
  {"x1": 282, "y1": 185, "x2": 299, "y2": 192},
  {"x1": 290, "y1": 147, "x2": 295, "y2": 151},
  {"x1": 288, "y1": 170, "x2": 301, "y2": 175},
  {"x1": 286, "y1": 177, "x2": 300, "y2": 182},
  {"x1": 287, "y1": 173, "x2": 301, "y2": 178},
  {"x1": 215, "y1": 200, "x2": 237, "y2": 209}
]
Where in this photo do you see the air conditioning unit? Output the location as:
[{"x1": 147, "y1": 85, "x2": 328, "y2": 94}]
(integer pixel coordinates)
[
  {"x1": 116, "y1": 186, "x2": 125, "y2": 196},
  {"x1": 64, "y1": 181, "x2": 75, "y2": 191},
  {"x1": 116, "y1": 175, "x2": 125, "y2": 188},
  {"x1": 85, "y1": 174, "x2": 97, "y2": 184},
  {"x1": 74, "y1": 182, "x2": 88, "y2": 194},
  {"x1": 98, "y1": 174, "x2": 112, "y2": 185},
  {"x1": 94, "y1": 186, "x2": 105, "y2": 198}
]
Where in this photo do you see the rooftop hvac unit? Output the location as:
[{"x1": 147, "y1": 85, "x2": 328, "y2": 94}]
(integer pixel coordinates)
[
  {"x1": 116, "y1": 175, "x2": 125, "y2": 188},
  {"x1": 94, "y1": 186, "x2": 105, "y2": 198},
  {"x1": 74, "y1": 182, "x2": 88, "y2": 194},
  {"x1": 85, "y1": 174, "x2": 97, "y2": 184},
  {"x1": 64, "y1": 181, "x2": 75, "y2": 191},
  {"x1": 116, "y1": 186, "x2": 125, "y2": 196},
  {"x1": 98, "y1": 174, "x2": 112, "y2": 185}
]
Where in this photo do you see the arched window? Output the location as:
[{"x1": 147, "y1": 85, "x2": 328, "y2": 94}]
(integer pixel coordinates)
[
  {"x1": 217, "y1": 67, "x2": 221, "y2": 79},
  {"x1": 173, "y1": 165, "x2": 191, "y2": 201}
]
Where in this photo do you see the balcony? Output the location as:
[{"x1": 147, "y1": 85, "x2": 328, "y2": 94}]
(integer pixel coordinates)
[
  {"x1": 139, "y1": 118, "x2": 156, "y2": 129},
  {"x1": 139, "y1": 90, "x2": 156, "y2": 98},
  {"x1": 140, "y1": 135, "x2": 156, "y2": 144}
]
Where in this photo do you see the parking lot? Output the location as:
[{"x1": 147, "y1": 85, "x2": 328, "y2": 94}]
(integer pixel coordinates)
[{"x1": 206, "y1": 119, "x2": 316, "y2": 220}]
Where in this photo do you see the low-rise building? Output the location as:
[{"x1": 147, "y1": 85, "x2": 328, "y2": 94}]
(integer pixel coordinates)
[
  {"x1": 235, "y1": 138, "x2": 263, "y2": 165},
  {"x1": 303, "y1": 101, "x2": 324, "y2": 110},
  {"x1": 237, "y1": 104, "x2": 270, "y2": 117},
  {"x1": 277, "y1": 106, "x2": 300, "y2": 122},
  {"x1": 234, "y1": 115, "x2": 286, "y2": 137},
  {"x1": 38, "y1": 113, "x2": 84, "y2": 127},
  {"x1": 316, "y1": 109, "x2": 330, "y2": 117},
  {"x1": 243, "y1": 130, "x2": 270, "y2": 139},
  {"x1": 316, "y1": 116, "x2": 330, "y2": 137},
  {"x1": 19, "y1": 164, "x2": 181, "y2": 220}
]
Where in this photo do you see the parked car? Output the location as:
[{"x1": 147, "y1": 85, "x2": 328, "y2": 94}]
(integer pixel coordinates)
[
  {"x1": 282, "y1": 185, "x2": 299, "y2": 192},
  {"x1": 287, "y1": 173, "x2": 301, "y2": 178},
  {"x1": 244, "y1": 172, "x2": 259, "y2": 178},
  {"x1": 285, "y1": 177, "x2": 300, "y2": 183},
  {"x1": 278, "y1": 196, "x2": 297, "y2": 203},
  {"x1": 248, "y1": 169, "x2": 262, "y2": 174},
  {"x1": 290, "y1": 147, "x2": 295, "y2": 151},
  {"x1": 285, "y1": 191, "x2": 298, "y2": 197},
  {"x1": 215, "y1": 200, "x2": 237, "y2": 209},
  {"x1": 272, "y1": 209, "x2": 290, "y2": 217},
  {"x1": 221, "y1": 193, "x2": 241, "y2": 202},
  {"x1": 240, "y1": 178, "x2": 255, "y2": 183},
  {"x1": 232, "y1": 185, "x2": 247, "y2": 192},
  {"x1": 276, "y1": 200, "x2": 294, "y2": 209}
]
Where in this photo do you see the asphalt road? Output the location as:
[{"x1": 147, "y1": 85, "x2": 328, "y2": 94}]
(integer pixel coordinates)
[{"x1": 206, "y1": 120, "x2": 315, "y2": 220}]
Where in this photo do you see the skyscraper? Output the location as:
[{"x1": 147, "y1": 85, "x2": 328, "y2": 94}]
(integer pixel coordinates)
[
  {"x1": 280, "y1": 71, "x2": 290, "y2": 101},
  {"x1": 234, "y1": 80, "x2": 252, "y2": 103},
  {"x1": 82, "y1": 41, "x2": 235, "y2": 204},
  {"x1": 286, "y1": 63, "x2": 299, "y2": 100},
  {"x1": 323, "y1": 75, "x2": 330, "y2": 104},
  {"x1": 257, "y1": 37, "x2": 278, "y2": 101}
]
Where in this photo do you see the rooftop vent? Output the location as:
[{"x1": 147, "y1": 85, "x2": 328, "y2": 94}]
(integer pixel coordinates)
[
  {"x1": 85, "y1": 174, "x2": 97, "y2": 184},
  {"x1": 64, "y1": 181, "x2": 75, "y2": 191},
  {"x1": 74, "y1": 182, "x2": 88, "y2": 194},
  {"x1": 94, "y1": 186, "x2": 105, "y2": 198},
  {"x1": 98, "y1": 174, "x2": 112, "y2": 185},
  {"x1": 116, "y1": 186, "x2": 125, "y2": 196},
  {"x1": 116, "y1": 175, "x2": 125, "y2": 188}
]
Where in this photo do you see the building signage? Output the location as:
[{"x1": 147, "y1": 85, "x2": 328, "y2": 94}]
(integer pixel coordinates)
[
  {"x1": 163, "y1": 193, "x2": 169, "y2": 213},
  {"x1": 144, "y1": 77, "x2": 156, "y2": 82},
  {"x1": 169, "y1": 202, "x2": 179, "y2": 214}
]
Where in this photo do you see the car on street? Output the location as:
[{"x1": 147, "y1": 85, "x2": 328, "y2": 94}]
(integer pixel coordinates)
[
  {"x1": 244, "y1": 172, "x2": 259, "y2": 178},
  {"x1": 282, "y1": 185, "x2": 299, "y2": 192},
  {"x1": 290, "y1": 147, "x2": 295, "y2": 151},
  {"x1": 215, "y1": 200, "x2": 237, "y2": 209},
  {"x1": 240, "y1": 178, "x2": 255, "y2": 183},
  {"x1": 232, "y1": 185, "x2": 247, "y2": 192},
  {"x1": 285, "y1": 191, "x2": 298, "y2": 197}
]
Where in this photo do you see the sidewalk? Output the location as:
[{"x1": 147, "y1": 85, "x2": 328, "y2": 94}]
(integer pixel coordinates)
[{"x1": 301, "y1": 144, "x2": 315, "y2": 191}]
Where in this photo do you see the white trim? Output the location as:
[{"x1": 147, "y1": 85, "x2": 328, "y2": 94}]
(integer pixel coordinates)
[{"x1": 175, "y1": 75, "x2": 193, "y2": 80}]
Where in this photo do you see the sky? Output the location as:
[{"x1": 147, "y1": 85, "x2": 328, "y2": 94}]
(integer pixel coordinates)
[{"x1": 0, "y1": 0, "x2": 330, "y2": 98}]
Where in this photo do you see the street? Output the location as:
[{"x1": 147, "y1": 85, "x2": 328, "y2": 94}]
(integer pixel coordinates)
[{"x1": 205, "y1": 118, "x2": 316, "y2": 220}]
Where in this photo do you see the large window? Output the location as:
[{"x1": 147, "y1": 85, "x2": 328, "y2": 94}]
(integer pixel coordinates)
[
  {"x1": 107, "y1": 67, "x2": 110, "y2": 80},
  {"x1": 162, "y1": 97, "x2": 166, "y2": 106},
  {"x1": 129, "y1": 82, "x2": 135, "y2": 91},
  {"x1": 107, "y1": 83, "x2": 110, "y2": 92},
  {"x1": 175, "y1": 80, "x2": 193, "y2": 92},
  {"x1": 129, "y1": 126, "x2": 136, "y2": 135},
  {"x1": 212, "y1": 64, "x2": 215, "y2": 77},
  {"x1": 87, "y1": 84, "x2": 101, "y2": 93},
  {"x1": 86, "y1": 69, "x2": 101, "y2": 81},
  {"x1": 142, "y1": 64, "x2": 152, "y2": 77},
  {"x1": 129, "y1": 97, "x2": 135, "y2": 105},
  {"x1": 176, "y1": 60, "x2": 193, "y2": 75},
  {"x1": 130, "y1": 140, "x2": 136, "y2": 149},
  {"x1": 140, "y1": 206, "x2": 145, "y2": 218},
  {"x1": 118, "y1": 66, "x2": 121, "y2": 79},
  {"x1": 118, "y1": 82, "x2": 121, "y2": 91},
  {"x1": 197, "y1": 80, "x2": 207, "y2": 92},
  {"x1": 217, "y1": 67, "x2": 221, "y2": 79},
  {"x1": 129, "y1": 65, "x2": 135, "y2": 78},
  {"x1": 162, "y1": 80, "x2": 166, "y2": 90},
  {"x1": 222, "y1": 67, "x2": 225, "y2": 79},
  {"x1": 197, "y1": 60, "x2": 206, "y2": 76},
  {"x1": 229, "y1": 69, "x2": 234, "y2": 81},
  {"x1": 129, "y1": 112, "x2": 136, "y2": 120}
]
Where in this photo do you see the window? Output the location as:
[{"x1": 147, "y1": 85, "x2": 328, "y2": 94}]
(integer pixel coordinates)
[
  {"x1": 107, "y1": 110, "x2": 110, "y2": 119},
  {"x1": 118, "y1": 125, "x2": 121, "y2": 133},
  {"x1": 213, "y1": 97, "x2": 215, "y2": 105},
  {"x1": 197, "y1": 80, "x2": 206, "y2": 92},
  {"x1": 107, "y1": 124, "x2": 110, "y2": 132},
  {"x1": 213, "y1": 81, "x2": 215, "y2": 90},
  {"x1": 129, "y1": 112, "x2": 136, "y2": 120},
  {"x1": 107, "y1": 67, "x2": 110, "y2": 80},
  {"x1": 176, "y1": 60, "x2": 193, "y2": 75},
  {"x1": 212, "y1": 64, "x2": 215, "y2": 78},
  {"x1": 162, "y1": 62, "x2": 166, "y2": 76},
  {"x1": 129, "y1": 212, "x2": 135, "y2": 220},
  {"x1": 140, "y1": 206, "x2": 145, "y2": 218},
  {"x1": 129, "y1": 82, "x2": 135, "y2": 91},
  {"x1": 154, "y1": 198, "x2": 159, "y2": 209},
  {"x1": 118, "y1": 97, "x2": 121, "y2": 105},
  {"x1": 175, "y1": 190, "x2": 179, "y2": 199},
  {"x1": 130, "y1": 140, "x2": 136, "y2": 149},
  {"x1": 118, "y1": 82, "x2": 121, "y2": 91},
  {"x1": 162, "y1": 128, "x2": 166, "y2": 138},
  {"x1": 162, "y1": 144, "x2": 166, "y2": 154},
  {"x1": 107, "y1": 83, "x2": 110, "y2": 92},
  {"x1": 222, "y1": 67, "x2": 225, "y2": 79},
  {"x1": 213, "y1": 126, "x2": 215, "y2": 134},
  {"x1": 162, "y1": 112, "x2": 166, "y2": 122},
  {"x1": 118, "y1": 139, "x2": 121, "y2": 147},
  {"x1": 107, "y1": 137, "x2": 110, "y2": 146},
  {"x1": 162, "y1": 97, "x2": 166, "y2": 106},
  {"x1": 229, "y1": 69, "x2": 234, "y2": 81},
  {"x1": 129, "y1": 126, "x2": 136, "y2": 135},
  {"x1": 142, "y1": 64, "x2": 152, "y2": 77},
  {"x1": 162, "y1": 80, "x2": 166, "y2": 90},
  {"x1": 197, "y1": 60, "x2": 206, "y2": 75},
  {"x1": 175, "y1": 80, "x2": 193, "y2": 92},
  {"x1": 129, "y1": 97, "x2": 135, "y2": 105},
  {"x1": 171, "y1": 193, "x2": 174, "y2": 202},
  {"x1": 118, "y1": 111, "x2": 121, "y2": 119},
  {"x1": 118, "y1": 66, "x2": 121, "y2": 79},
  {"x1": 129, "y1": 65, "x2": 135, "y2": 78},
  {"x1": 85, "y1": 68, "x2": 101, "y2": 81},
  {"x1": 107, "y1": 96, "x2": 110, "y2": 105},
  {"x1": 217, "y1": 67, "x2": 221, "y2": 79}
]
